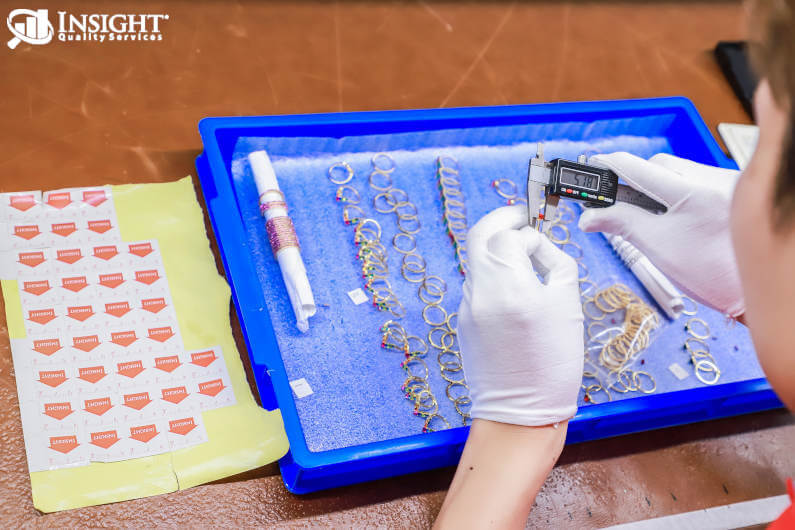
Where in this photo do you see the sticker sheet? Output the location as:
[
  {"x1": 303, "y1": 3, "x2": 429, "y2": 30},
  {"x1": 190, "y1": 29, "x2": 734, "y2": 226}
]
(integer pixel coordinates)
[
  {"x1": 0, "y1": 188, "x2": 237, "y2": 473},
  {"x1": 0, "y1": 187, "x2": 121, "y2": 251}
]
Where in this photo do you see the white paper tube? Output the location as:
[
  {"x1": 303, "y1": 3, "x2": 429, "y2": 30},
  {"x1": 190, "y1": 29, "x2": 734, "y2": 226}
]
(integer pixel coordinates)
[
  {"x1": 607, "y1": 234, "x2": 684, "y2": 319},
  {"x1": 248, "y1": 150, "x2": 316, "y2": 332}
]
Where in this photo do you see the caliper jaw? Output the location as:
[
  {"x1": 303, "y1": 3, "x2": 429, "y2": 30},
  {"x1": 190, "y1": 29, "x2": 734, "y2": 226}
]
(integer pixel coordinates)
[{"x1": 527, "y1": 144, "x2": 553, "y2": 232}]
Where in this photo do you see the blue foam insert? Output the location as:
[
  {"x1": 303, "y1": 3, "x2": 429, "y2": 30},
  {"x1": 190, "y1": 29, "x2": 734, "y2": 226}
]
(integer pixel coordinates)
[{"x1": 229, "y1": 121, "x2": 763, "y2": 453}]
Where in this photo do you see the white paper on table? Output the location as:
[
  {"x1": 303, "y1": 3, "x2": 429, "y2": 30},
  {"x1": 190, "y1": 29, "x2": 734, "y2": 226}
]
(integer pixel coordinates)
[
  {"x1": 0, "y1": 239, "x2": 166, "y2": 280},
  {"x1": 24, "y1": 422, "x2": 90, "y2": 473},
  {"x1": 718, "y1": 123, "x2": 759, "y2": 171},
  {"x1": 0, "y1": 191, "x2": 122, "y2": 251},
  {"x1": 191, "y1": 363, "x2": 236, "y2": 411},
  {"x1": 0, "y1": 191, "x2": 43, "y2": 224},
  {"x1": 165, "y1": 408, "x2": 209, "y2": 451},
  {"x1": 1, "y1": 188, "x2": 234, "y2": 472},
  {"x1": 14, "y1": 266, "x2": 172, "y2": 307},
  {"x1": 117, "y1": 417, "x2": 172, "y2": 460}
]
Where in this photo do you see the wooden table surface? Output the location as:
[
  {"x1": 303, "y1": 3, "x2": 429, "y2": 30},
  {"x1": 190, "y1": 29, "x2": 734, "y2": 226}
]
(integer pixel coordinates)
[{"x1": 2, "y1": 1, "x2": 792, "y2": 527}]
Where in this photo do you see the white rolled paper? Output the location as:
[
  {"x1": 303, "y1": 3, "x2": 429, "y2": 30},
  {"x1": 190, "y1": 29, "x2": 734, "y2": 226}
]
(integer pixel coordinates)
[
  {"x1": 607, "y1": 234, "x2": 684, "y2": 320},
  {"x1": 248, "y1": 150, "x2": 316, "y2": 333}
]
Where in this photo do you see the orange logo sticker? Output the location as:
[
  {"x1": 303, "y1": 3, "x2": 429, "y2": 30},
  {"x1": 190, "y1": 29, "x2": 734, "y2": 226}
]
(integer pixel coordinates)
[
  {"x1": 10, "y1": 194, "x2": 36, "y2": 211},
  {"x1": 90, "y1": 429, "x2": 119, "y2": 449},
  {"x1": 56, "y1": 248, "x2": 82, "y2": 264},
  {"x1": 84, "y1": 396, "x2": 112, "y2": 416},
  {"x1": 123, "y1": 392, "x2": 151, "y2": 410},
  {"x1": 28, "y1": 308, "x2": 56, "y2": 325},
  {"x1": 18, "y1": 251, "x2": 45, "y2": 268},
  {"x1": 78, "y1": 365, "x2": 106, "y2": 384},
  {"x1": 148, "y1": 326, "x2": 174, "y2": 342},
  {"x1": 23, "y1": 280, "x2": 50, "y2": 296},
  {"x1": 190, "y1": 350, "x2": 217, "y2": 368},
  {"x1": 33, "y1": 338, "x2": 61, "y2": 356},
  {"x1": 135, "y1": 269, "x2": 159, "y2": 285},
  {"x1": 93, "y1": 245, "x2": 118, "y2": 260},
  {"x1": 83, "y1": 189, "x2": 107, "y2": 206},
  {"x1": 51, "y1": 222, "x2": 77, "y2": 237},
  {"x1": 49, "y1": 435, "x2": 79, "y2": 454},
  {"x1": 110, "y1": 330, "x2": 137, "y2": 347},
  {"x1": 161, "y1": 386, "x2": 188, "y2": 404},
  {"x1": 168, "y1": 417, "x2": 197, "y2": 436},
  {"x1": 129, "y1": 242, "x2": 153, "y2": 257},
  {"x1": 87, "y1": 219, "x2": 112, "y2": 234},
  {"x1": 130, "y1": 424, "x2": 159, "y2": 443},
  {"x1": 154, "y1": 355, "x2": 180, "y2": 373},
  {"x1": 46, "y1": 192, "x2": 71, "y2": 209},
  {"x1": 141, "y1": 297, "x2": 166, "y2": 314},
  {"x1": 61, "y1": 276, "x2": 88, "y2": 292},
  {"x1": 98, "y1": 272, "x2": 124, "y2": 288},
  {"x1": 117, "y1": 360, "x2": 144, "y2": 378},
  {"x1": 72, "y1": 334, "x2": 99, "y2": 352},
  {"x1": 67, "y1": 305, "x2": 94, "y2": 321},
  {"x1": 43, "y1": 402, "x2": 73, "y2": 420},
  {"x1": 38, "y1": 369, "x2": 67, "y2": 387},
  {"x1": 14, "y1": 224, "x2": 40, "y2": 240},
  {"x1": 105, "y1": 301, "x2": 130, "y2": 318},
  {"x1": 198, "y1": 378, "x2": 225, "y2": 397}
]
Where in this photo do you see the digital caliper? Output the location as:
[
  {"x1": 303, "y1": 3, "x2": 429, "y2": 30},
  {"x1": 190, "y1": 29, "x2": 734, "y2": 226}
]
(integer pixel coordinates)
[{"x1": 527, "y1": 145, "x2": 667, "y2": 231}]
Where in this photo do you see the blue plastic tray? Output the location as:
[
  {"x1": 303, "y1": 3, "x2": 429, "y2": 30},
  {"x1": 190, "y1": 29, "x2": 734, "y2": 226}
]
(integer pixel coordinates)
[{"x1": 195, "y1": 98, "x2": 782, "y2": 494}]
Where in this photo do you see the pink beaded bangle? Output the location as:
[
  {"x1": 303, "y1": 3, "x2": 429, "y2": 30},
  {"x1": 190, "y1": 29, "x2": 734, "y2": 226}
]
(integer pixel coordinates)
[
  {"x1": 260, "y1": 200, "x2": 288, "y2": 215},
  {"x1": 265, "y1": 216, "x2": 300, "y2": 255}
]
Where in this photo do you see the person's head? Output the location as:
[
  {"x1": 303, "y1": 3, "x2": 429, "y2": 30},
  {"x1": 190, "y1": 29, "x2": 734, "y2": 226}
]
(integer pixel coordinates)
[{"x1": 731, "y1": 0, "x2": 795, "y2": 407}]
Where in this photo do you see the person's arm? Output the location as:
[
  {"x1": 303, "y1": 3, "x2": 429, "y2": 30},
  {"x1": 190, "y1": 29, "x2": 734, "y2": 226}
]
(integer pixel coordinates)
[
  {"x1": 436, "y1": 205, "x2": 585, "y2": 527},
  {"x1": 435, "y1": 420, "x2": 566, "y2": 529}
]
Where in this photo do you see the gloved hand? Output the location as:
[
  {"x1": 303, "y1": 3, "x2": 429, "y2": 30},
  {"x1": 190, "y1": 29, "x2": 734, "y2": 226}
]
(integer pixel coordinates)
[
  {"x1": 458, "y1": 205, "x2": 584, "y2": 426},
  {"x1": 578, "y1": 152, "x2": 744, "y2": 317}
]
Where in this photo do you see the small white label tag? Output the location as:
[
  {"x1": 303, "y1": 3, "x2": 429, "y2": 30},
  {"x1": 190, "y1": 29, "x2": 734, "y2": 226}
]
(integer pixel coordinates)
[
  {"x1": 718, "y1": 123, "x2": 759, "y2": 170},
  {"x1": 668, "y1": 363, "x2": 689, "y2": 381},
  {"x1": 347, "y1": 288, "x2": 368, "y2": 306},
  {"x1": 289, "y1": 378, "x2": 313, "y2": 398}
]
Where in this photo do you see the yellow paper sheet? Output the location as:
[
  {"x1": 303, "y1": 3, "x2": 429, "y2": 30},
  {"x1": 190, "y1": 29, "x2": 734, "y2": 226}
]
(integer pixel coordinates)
[{"x1": 2, "y1": 176, "x2": 288, "y2": 512}]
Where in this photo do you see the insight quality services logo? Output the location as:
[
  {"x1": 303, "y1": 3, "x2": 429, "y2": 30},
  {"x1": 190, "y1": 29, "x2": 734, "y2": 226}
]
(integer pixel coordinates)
[
  {"x1": 7, "y1": 9, "x2": 52, "y2": 48},
  {"x1": 7, "y1": 8, "x2": 169, "y2": 50}
]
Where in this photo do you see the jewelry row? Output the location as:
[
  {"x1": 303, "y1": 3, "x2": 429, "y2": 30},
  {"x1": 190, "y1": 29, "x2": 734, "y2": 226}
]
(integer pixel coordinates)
[
  {"x1": 436, "y1": 156, "x2": 468, "y2": 275},
  {"x1": 367, "y1": 153, "x2": 472, "y2": 428},
  {"x1": 683, "y1": 314, "x2": 721, "y2": 385}
]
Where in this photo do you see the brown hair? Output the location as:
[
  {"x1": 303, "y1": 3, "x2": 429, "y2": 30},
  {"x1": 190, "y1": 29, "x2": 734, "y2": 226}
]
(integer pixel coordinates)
[{"x1": 748, "y1": 0, "x2": 795, "y2": 227}]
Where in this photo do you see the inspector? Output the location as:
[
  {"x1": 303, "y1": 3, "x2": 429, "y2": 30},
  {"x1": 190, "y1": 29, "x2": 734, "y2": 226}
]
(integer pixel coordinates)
[{"x1": 436, "y1": 0, "x2": 795, "y2": 527}]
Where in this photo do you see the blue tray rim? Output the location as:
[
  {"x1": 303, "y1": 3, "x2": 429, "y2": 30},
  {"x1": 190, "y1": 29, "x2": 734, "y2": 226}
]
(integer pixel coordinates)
[{"x1": 198, "y1": 96, "x2": 735, "y2": 169}]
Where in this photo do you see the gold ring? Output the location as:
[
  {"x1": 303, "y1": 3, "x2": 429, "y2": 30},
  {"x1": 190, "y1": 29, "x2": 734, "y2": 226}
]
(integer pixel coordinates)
[
  {"x1": 681, "y1": 295, "x2": 698, "y2": 315},
  {"x1": 422, "y1": 304, "x2": 448, "y2": 327},
  {"x1": 371, "y1": 152, "x2": 396, "y2": 173},
  {"x1": 328, "y1": 162, "x2": 354, "y2": 184},
  {"x1": 369, "y1": 169, "x2": 394, "y2": 191},
  {"x1": 685, "y1": 317, "x2": 710, "y2": 340},
  {"x1": 491, "y1": 178, "x2": 518, "y2": 199}
]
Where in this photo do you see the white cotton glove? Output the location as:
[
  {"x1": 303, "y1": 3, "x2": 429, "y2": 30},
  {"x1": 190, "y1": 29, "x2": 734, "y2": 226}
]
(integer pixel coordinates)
[
  {"x1": 457, "y1": 205, "x2": 584, "y2": 426},
  {"x1": 577, "y1": 152, "x2": 744, "y2": 317}
]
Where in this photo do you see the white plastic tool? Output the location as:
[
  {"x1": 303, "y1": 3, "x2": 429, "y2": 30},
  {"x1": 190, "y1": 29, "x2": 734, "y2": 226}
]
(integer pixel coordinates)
[
  {"x1": 248, "y1": 151, "x2": 316, "y2": 332},
  {"x1": 607, "y1": 234, "x2": 684, "y2": 319}
]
